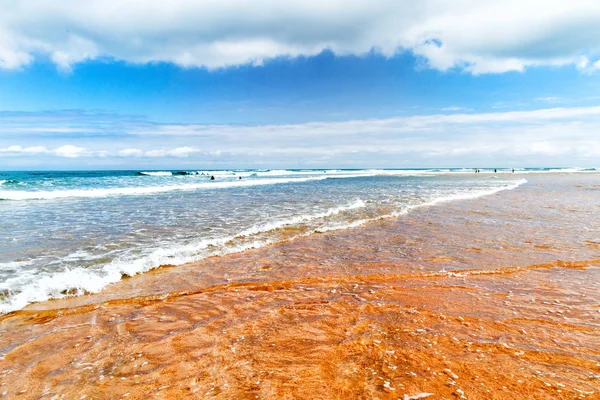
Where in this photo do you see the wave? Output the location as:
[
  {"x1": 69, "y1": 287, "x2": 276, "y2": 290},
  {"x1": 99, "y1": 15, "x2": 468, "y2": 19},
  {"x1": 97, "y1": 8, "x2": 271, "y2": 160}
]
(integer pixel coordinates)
[
  {"x1": 236, "y1": 198, "x2": 366, "y2": 237},
  {"x1": 0, "y1": 260, "x2": 34, "y2": 272},
  {"x1": 171, "y1": 171, "x2": 214, "y2": 176},
  {"x1": 138, "y1": 171, "x2": 173, "y2": 176},
  {"x1": 251, "y1": 169, "x2": 342, "y2": 176},
  {"x1": 0, "y1": 198, "x2": 366, "y2": 313},
  {"x1": 313, "y1": 179, "x2": 528, "y2": 234},
  {"x1": 0, "y1": 174, "x2": 371, "y2": 201},
  {"x1": 0, "y1": 179, "x2": 527, "y2": 313},
  {"x1": 173, "y1": 171, "x2": 205, "y2": 175},
  {"x1": 183, "y1": 169, "x2": 346, "y2": 178}
]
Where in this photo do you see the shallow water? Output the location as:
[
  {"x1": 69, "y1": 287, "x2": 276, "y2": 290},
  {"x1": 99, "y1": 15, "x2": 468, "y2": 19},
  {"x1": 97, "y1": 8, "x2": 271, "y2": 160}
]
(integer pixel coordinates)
[
  {"x1": 0, "y1": 173, "x2": 599, "y2": 399},
  {"x1": 0, "y1": 168, "x2": 527, "y2": 312}
]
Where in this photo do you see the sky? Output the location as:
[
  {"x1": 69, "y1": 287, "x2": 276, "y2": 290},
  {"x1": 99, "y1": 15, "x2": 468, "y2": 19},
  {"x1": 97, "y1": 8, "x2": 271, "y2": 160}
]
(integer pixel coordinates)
[{"x1": 1, "y1": 0, "x2": 600, "y2": 169}]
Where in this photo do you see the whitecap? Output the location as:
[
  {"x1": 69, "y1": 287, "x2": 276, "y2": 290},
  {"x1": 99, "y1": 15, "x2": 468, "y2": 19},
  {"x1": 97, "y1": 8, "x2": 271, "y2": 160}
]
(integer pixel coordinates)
[{"x1": 138, "y1": 171, "x2": 173, "y2": 176}]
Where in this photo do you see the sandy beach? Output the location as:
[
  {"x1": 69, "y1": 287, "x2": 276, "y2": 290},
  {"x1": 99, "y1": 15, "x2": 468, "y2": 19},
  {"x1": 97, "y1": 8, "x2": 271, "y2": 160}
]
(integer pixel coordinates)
[{"x1": 1, "y1": 173, "x2": 599, "y2": 399}]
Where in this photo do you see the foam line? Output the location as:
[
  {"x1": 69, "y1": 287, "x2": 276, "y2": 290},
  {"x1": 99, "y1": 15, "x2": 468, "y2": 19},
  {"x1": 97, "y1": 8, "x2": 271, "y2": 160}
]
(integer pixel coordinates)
[
  {"x1": 138, "y1": 171, "x2": 173, "y2": 176},
  {"x1": 0, "y1": 174, "x2": 371, "y2": 201}
]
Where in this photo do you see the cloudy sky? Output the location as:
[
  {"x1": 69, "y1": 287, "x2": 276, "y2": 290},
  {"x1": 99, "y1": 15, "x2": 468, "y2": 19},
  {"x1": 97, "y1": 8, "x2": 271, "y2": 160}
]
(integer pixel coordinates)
[{"x1": 1, "y1": 0, "x2": 600, "y2": 169}]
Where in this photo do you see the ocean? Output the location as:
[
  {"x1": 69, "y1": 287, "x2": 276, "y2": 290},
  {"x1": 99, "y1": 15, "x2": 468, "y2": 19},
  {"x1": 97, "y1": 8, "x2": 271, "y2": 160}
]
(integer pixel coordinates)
[{"x1": 0, "y1": 167, "x2": 589, "y2": 313}]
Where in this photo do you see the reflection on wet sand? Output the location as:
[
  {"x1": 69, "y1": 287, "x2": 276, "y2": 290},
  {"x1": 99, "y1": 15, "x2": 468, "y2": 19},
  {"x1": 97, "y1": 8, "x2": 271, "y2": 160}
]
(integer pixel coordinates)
[{"x1": 1, "y1": 174, "x2": 599, "y2": 399}]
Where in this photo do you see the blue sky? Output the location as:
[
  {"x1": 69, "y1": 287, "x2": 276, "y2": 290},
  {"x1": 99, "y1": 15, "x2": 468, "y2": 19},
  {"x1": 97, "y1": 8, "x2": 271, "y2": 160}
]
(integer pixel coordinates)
[{"x1": 2, "y1": 1, "x2": 600, "y2": 169}]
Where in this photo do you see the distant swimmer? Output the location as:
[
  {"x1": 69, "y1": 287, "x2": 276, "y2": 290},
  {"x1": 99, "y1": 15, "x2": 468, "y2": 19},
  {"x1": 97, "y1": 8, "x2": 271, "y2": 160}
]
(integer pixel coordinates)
[
  {"x1": 494, "y1": 169, "x2": 497, "y2": 173},
  {"x1": 512, "y1": 168, "x2": 515, "y2": 173},
  {"x1": 210, "y1": 175, "x2": 215, "y2": 180},
  {"x1": 239, "y1": 176, "x2": 242, "y2": 179}
]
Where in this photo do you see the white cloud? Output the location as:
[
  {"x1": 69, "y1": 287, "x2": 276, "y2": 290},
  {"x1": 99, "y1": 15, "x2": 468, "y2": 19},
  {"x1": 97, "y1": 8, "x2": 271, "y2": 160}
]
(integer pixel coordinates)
[
  {"x1": 120, "y1": 107, "x2": 600, "y2": 164},
  {"x1": 3, "y1": 106, "x2": 600, "y2": 166},
  {"x1": 54, "y1": 145, "x2": 87, "y2": 158},
  {"x1": 168, "y1": 146, "x2": 200, "y2": 157},
  {"x1": 118, "y1": 148, "x2": 144, "y2": 157},
  {"x1": 144, "y1": 147, "x2": 200, "y2": 158},
  {"x1": 125, "y1": 106, "x2": 600, "y2": 138},
  {"x1": 1, "y1": 144, "x2": 201, "y2": 159},
  {"x1": 50, "y1": 35, "x2": 99, "y2": 72},
  {"x1": 24, "y1": 145, "x2": 49, "y2": 154},
  {"x1": 535, "y1": 97, "x2": 567, "y2": 103},
  {"x1": 0, "y1": 27, "x2": 33, "y2": 69},
  {"x1": 0, "y1": 1, "x2": 600, "y2": 73},
  {"x1": 0, "y1": 145, "x2": 49, "y2": 154},
  {"x1": 0, "y1": 144, "x2": 89, "y2": 157},
  {"x1": 576, "y1": 56, "x2": 600, "y2": 73},
  {"x1": 441, "y1": 106, "x2": 468, "y2": 111}
]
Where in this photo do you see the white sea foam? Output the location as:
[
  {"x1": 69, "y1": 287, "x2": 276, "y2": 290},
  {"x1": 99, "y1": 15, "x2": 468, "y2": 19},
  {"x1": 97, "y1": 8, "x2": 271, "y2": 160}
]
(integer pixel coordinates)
[
  {"x1": 139, "y1": 171, "x2": 173, "y2": 176},
  {"x1": 0, "y1": 260, "x2": 34, "y2": 271},
  {"x1": 0, "y1": 180, "x2": 6, "y2": 185},
  {"x1": 416, "y1": 178, "x2": 527, "y2": 207},
  {"x1": 314, "y1": 179, "x2": 528, "y2": 233},
  {"x1": 0, "y1": 179, "x2": 527, "y2": 313},
  {"x1": 363, "y1": 169, "x2": 437, "y2": 176},
  {"x1": 0, "y1": 174, "x2": 370, "y2": 201},
  {"x1": 236, "y1": 198, "x2": 366, "y2": 237},
  {"x1": 252, "y1": 169, "x2": 342, "y2": 176}
]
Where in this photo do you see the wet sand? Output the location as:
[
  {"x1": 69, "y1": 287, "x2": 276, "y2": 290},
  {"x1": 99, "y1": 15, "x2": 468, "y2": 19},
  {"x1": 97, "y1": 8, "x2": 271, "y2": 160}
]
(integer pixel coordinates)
[{"x1": 1, "y1": 173, "x2": 600, "y2": 399}]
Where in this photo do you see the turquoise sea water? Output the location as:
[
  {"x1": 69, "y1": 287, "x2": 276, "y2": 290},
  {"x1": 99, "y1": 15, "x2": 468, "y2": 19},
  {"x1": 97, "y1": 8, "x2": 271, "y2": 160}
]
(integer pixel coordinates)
[{"x1": 0, "y1": 167, "x2": 587, "y2": 313}]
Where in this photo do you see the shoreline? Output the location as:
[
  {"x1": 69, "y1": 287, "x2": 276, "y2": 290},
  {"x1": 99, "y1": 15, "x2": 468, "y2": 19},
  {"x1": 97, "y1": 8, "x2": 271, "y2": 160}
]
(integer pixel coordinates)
[
  {"x1": 0, "y1": 174, "x2": 528, "y2": 314},
  {"x1": 1, "y1": 173, "x2": 600, "y2": 398}
]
